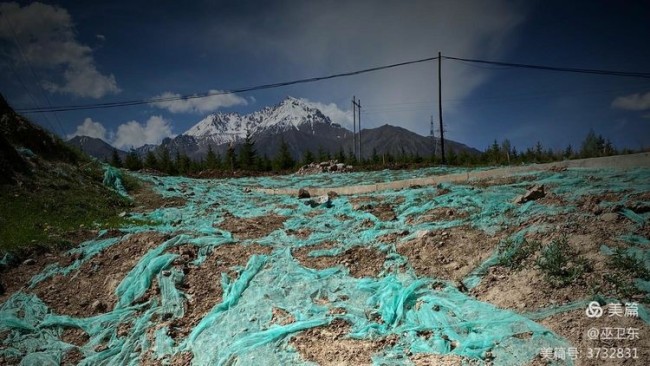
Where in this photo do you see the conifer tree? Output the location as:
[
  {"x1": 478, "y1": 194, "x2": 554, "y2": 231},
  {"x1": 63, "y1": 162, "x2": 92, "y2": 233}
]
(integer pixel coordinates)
[
  {"x1": 238, "y1": 130, "x2": 257, "y2": 170},
  {"x1": 274, "y1": 138, "x2": 295, "y2": 170},
  {"x1": 124, "y1": 149, "x2": 143, "y2": 171},
  {"x1": 205, "y1": 145, "x2": 219, "y2": 170},
  {"x1": 110, "y1": 148, "x2": 122, "y2": 168}
]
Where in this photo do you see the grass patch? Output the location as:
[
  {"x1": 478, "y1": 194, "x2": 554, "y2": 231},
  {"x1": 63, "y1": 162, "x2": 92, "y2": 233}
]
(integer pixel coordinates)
[
  {"x1": 609, "y1": 248, "x2": 650, "y2": 280},
  {"x1": 0, "y1": 161, "x2": 143, "y2": 256},
  {"x1": 603, "y1": 274, "x2": 647, "y2": 301},
  {"x1": 536, "y1": 235, "x2": 590, "y2": 287},
  {"x1": 602, "y1": 248, "x2": 650, "y2": 301},
  {"x1": 497, "y1": 237, "x2": 541, "y2": 269}
]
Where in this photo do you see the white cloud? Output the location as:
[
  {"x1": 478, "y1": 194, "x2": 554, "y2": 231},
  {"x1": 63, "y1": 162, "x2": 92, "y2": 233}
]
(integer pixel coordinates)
[
  {"x1": 612, "y1": 92, "x2": 650, "y2": 111},
  {"x1": 112, "y1": 115, "x2": 175, "y2": 150},
  {"x1": 0, "y1": 2, "x2": 120, "y2": 98},
  {"x1": 300, "y1": 98, "x2": 353, "y2": 129},
  {"x1": 207, "y1": 0, "x2": 527, "y2": 139},
  {"x1": 67, "y1": 117, "x2": 107, "y2": 140},
  {"x1": 150, "y1": 90, "x2": 248, "y2": 113}
]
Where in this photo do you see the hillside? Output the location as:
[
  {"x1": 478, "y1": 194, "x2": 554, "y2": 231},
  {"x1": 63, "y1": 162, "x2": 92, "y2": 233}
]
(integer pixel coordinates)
[{"x1": 0, "y1": 95, "x2": 136, "y2": 255}]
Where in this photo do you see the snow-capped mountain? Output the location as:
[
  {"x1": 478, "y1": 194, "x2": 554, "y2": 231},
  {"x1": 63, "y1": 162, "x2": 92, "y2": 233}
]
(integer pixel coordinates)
[
  {"x1": 184, "y1": 96, "x2": 336, "y2": 145},
  {"x1": 136, "y1": 96, "x2": 479, "y2": 161}
]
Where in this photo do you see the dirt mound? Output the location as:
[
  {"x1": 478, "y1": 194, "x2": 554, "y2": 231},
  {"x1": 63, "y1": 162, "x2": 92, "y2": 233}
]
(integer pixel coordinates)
[
  {"x1": 217, "y1": 212, "x2": 286, "y2": 239},
  {"x1": 165, "y1": 243, "x2": 272, "y2": 341},
  {"x1": 293, "y1": 243, "x2": 385, "y2": 278},
  {"x1": 405, "y1": 207, "x2": 469, "y2": 225},
  {"x1": 290, "y1": 319, "x2": 397, "y2": 365},
  {"x1": 540, "y1": 308, "x2": 649, "y2": 366},
  {"x1": 349, "y1": 196, "x2": 397, "y2": 221},
  {"x1": 397, "y1": 226, "x2": 502, "y2": 282},
  {"x1": 30, "y1": 232, "x2": 168, "y2": 317},
  {"x1": 131, "y1": 183, "x2": 187, "y2": 211},
  {"x1": 472, "y1": 225, "x2": 646, "y2": 312}
]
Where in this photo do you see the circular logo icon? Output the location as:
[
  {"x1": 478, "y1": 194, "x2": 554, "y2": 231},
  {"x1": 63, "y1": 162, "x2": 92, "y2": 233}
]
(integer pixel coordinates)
[
  {"x1": 586, "y1": 327, "x2": 600, "y2": 340},
  {"x1": 585, "y1": 301, "x2": 603, "y2": 318}
]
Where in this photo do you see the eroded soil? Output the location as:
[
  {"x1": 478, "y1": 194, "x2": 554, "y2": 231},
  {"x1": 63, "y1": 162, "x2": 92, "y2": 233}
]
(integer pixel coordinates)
[
  {"x1": 397, "y1": 226, "x2": 503, "y2": 282},
  {"x1": 292, "y1": 242, "x2": 385, "y2": 278},
  {"x1": 30, "y1": 232, "x2": 168, "y2": 317},
  {"x1": 217, "y1": 212, "x2": 286, "y2": 239}
]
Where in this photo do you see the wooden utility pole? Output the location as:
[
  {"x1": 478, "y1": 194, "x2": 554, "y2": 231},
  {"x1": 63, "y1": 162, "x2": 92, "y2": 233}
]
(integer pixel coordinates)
[
  {"x1": 430, "y1": 115, "x2": 436, "y2": 158},
  {"x1": 352, "y1": 98, "x2": 362, "y2": 161},
  {"x1": 438, "y1": 51, "x2": 445, "y2": 164},
  {"x1": 357, "y1": 99, "x2": 363, "y2": 163},
  {"x1": 352, "y1": 96, "x2": 357, "y2": 160}
]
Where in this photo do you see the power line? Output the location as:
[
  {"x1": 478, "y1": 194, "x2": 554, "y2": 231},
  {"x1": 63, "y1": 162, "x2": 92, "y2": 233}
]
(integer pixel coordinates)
[
  {"x1": 13, "y1": 53, "x2": 650, "y2": 114},
  {"x1": 443, "y1": 55, "x2": 650, "y2": 79},
  {"x1": 0, "y1": 9, "x2": 62, "y2": 134},
  {"x1": 17, "y1": 55, "x2": 441, "y2": 113}
]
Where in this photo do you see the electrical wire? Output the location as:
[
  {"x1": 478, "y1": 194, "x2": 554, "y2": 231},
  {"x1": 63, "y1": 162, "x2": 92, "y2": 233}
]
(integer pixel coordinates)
[
  {"x1": 443, "y1": 55, "x2": 650, "y2": 79},
  {"x1": 12, "y1": 53, "x2": 650, "y2": 115},
  {"x1": 16, "y1": 56, "x2": 441, "y2": 113},
  {"x1": 0, "y1": 9, "x2": 65, "y2": 135}
]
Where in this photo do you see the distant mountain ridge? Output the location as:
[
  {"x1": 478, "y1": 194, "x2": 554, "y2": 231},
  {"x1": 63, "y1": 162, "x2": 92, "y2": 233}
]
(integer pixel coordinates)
[
  {"x1": 185, "y1": 97, "x2": 341, "y2": 144},
  {"x1": 68, "y1": 96, "x2": 480, "y2": 161},
  {"x1": 67, "y1": 136, "x2": 126, "y2": 161}
]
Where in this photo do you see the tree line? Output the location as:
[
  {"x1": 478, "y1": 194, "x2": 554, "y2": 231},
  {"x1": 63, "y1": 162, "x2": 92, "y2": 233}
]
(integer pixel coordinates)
[{"x1": 109, "y1": 129, "x2": 637, "y2": 175}]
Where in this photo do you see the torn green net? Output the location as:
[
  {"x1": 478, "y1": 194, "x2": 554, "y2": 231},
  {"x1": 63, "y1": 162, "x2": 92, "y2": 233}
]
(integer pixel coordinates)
[
  {"x1": 103, "y1": 165, "x2": 129, "y2": 198},
  {"x1": 1, "y1": 166, "x2": 649, "y2": 365}
]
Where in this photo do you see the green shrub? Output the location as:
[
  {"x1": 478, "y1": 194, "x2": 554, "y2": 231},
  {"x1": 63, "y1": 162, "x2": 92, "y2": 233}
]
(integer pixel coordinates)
[
  {"x1": 536, "y1": 235, "x2": 590, "y2": 287},
  {"x1": 497, "y1": 238, "x2": 541, "y2": 269}
]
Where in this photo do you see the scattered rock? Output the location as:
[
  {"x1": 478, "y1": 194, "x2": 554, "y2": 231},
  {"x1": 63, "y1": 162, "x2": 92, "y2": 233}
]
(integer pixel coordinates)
[
  {"x1": 297, "y1": 160, "x2": 353, "y2": 175},
  {"x1": 305, "y1": 195, "x2": 331, "y2": 208},
  {"x1": 22, "y1": 258, "x2": 35, "y2": 265},
  {"x1": 599, "y1": 212, "x2": 618, "y2": 222},
  {"x1": 317, "y1": 195, "x2": 331, "y2": 205},
  {"x1": 298, "y1": 188, "x2": 311, "y2": 199},
  {"x1": 513, "y1": 184, "x2": 545, "y2": 204},
  {"x1": 453, "y1": 280, "x2": 468, "y2": 293},
  {"x1": 118, "y1": 211, "x2": 127, "y2": 218},
  {"x1": 416, "y1": 230, "x2": 432, "y2": 239},
  {"x1": 91, "y1": 300, "x2": 106, "y2": 313}
]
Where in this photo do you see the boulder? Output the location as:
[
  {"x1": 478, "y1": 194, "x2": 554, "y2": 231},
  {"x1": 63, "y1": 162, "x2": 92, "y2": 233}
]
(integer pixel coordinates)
[
  {"x1": 91, "y1": 300, "x2": 106, "y2": 313},
  {"x1": 513, "y1": 184, "x2": 545, "y2": 204},
  {"x1": 298, "y1": 188, "x2": 311, "y2": 199},
  {"x1": 599, "y1": 212, "x2": 618, "y2": 222},
  {"x1": 296, "y1": 160, "x2": 353, "y2": 175}
]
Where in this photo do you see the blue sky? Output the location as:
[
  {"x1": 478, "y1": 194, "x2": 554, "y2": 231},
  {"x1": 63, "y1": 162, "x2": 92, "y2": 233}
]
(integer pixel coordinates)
[{"x1": 1, "y1": 0, "x2": 649, "y2": 152}]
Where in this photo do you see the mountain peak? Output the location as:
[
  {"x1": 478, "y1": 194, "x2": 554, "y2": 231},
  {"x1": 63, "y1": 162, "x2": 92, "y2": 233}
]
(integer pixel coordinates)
[{"x1": 183, "y1": 97, "x2": 332, "y2": 143}]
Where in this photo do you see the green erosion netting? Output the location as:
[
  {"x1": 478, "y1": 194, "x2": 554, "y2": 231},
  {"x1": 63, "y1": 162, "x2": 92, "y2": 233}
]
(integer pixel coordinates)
[
  {"x1": 2, "y1": 166, "x2": 650, "y2": 365},
  {"x1": 103, "y1": 165, "x2": 129, "y2": 198}
]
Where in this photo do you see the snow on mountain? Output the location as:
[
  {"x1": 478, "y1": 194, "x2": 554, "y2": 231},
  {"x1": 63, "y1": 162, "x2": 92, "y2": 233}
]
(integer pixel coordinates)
[{"x1": 183, "y1": 97, "x2": 332, "y2": 144}]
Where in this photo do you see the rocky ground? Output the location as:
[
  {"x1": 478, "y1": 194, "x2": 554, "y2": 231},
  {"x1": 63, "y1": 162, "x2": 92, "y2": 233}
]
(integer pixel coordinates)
[{"x1": 1, "y1": 166, "x2": 649, "y2": 365}]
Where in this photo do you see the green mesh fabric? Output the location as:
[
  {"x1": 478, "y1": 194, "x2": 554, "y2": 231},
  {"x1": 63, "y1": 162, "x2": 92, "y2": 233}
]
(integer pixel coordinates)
[
  {"x1": 103, "y1": 165, "x2": 129, "y2": 197},
  {"x1": 2, "y1": 166, "x2": 649, "y2": 365}
]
